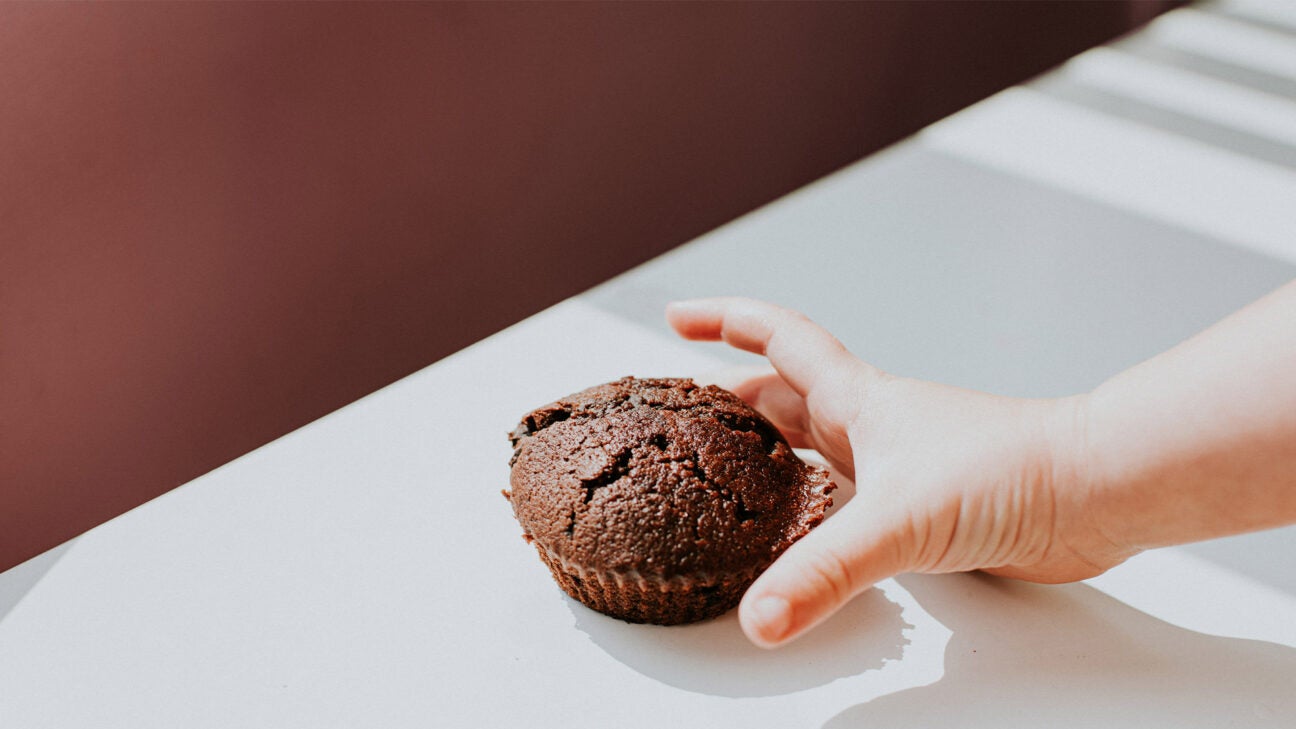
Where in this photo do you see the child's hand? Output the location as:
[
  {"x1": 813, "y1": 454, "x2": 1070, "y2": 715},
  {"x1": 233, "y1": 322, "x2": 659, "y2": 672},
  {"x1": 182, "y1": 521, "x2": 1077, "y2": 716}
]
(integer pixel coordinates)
[
  {"x1": 670, "y1": 281, "x2": 1296, "y2": 649},
  {"x1": 667, "y1": 297, "x2": 1134, "y2": 647}
]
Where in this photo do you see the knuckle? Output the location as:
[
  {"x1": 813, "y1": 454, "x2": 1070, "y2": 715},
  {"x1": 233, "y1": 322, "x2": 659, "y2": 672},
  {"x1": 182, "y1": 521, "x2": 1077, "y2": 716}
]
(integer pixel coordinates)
[
  {"x1": 801, "y1": 549, "x2": 856, "y2": 605},
  {"x1": 764, "y1": 311, "x2": 814, "y2": 352},
  {"x1": 728, "y1": 297, "x2": 768, "y2": 325},
  {"x1": 771, "y1": 307, "x2": 811, "y2": 332},
  {"x1": 719, "y1": 318, "x2": 752, "y2": 351}
]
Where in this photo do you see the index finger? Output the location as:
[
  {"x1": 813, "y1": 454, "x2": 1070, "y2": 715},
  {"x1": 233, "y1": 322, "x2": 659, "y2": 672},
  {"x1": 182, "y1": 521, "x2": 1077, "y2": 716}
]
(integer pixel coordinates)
[{"x1": 665, "y1": 297, "x2": 865, "y2": 403}]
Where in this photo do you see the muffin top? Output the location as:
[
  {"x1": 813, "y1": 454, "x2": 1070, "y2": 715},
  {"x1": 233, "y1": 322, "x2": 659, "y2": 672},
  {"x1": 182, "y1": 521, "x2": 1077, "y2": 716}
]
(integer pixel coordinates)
[{"x1": 507, "y1": 377, "x2": 835, "y2": 582}]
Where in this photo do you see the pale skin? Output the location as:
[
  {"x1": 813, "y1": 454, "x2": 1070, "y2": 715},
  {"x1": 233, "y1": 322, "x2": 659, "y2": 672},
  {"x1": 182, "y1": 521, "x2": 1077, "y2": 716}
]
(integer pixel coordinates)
[{"x1": 665, "y1": 279, "x2": 1296, "y2": 648}]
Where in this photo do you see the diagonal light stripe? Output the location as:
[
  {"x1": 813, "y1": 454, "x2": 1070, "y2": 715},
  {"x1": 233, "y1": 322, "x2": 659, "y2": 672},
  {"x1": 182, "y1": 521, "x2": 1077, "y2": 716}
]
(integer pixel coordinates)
[
  {"x1": 1062, "y1": 47, "x2": 1296, "y2": 148},
  {"x1": 1145, "y1": 8, "x2": 1296, "y2": 80},
  {"x1": 920, "y1": 87, "x2": 1296, "y2": 265},
  {"x1": 1215, "y1": 0, "x2": 1296, "y2": 32}
]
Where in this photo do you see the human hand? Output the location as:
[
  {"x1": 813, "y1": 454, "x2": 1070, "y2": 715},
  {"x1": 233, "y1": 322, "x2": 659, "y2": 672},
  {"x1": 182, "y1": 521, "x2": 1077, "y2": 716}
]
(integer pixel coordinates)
[{"x1": 666, "y1": 297, "x2": 1137, "y2": 648}]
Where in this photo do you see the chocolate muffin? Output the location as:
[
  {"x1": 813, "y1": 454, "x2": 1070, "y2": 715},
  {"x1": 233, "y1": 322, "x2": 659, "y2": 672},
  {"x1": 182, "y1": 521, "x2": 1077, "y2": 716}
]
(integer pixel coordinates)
[{"x1": 505, "y1": 377, "x2": 835, "y2": 625}]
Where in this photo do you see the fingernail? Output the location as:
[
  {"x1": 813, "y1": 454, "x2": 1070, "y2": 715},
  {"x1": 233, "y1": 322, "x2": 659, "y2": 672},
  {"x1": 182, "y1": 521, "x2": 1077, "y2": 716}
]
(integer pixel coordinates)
[{"x1": 749, "y1": 595, "x2": 792, "y2": 645}]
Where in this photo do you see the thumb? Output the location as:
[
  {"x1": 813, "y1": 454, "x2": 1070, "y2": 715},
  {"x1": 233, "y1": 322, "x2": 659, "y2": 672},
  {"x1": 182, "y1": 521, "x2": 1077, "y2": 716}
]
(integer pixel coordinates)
[{"x1": 738, "y1": 500, "x2": 909, "y2": 648}]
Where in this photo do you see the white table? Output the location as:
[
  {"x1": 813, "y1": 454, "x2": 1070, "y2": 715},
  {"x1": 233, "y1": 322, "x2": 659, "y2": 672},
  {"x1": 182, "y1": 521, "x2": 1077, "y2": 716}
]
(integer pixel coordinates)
[{"x1": 4, "y1": 2, "x2": 1295, "y2": 725}]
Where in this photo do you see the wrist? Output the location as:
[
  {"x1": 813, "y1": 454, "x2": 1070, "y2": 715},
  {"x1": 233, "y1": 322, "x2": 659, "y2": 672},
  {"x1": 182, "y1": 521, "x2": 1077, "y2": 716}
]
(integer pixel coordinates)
[{"x1": 1044, "y1": 391, "x2": 1141, "y2": 565}]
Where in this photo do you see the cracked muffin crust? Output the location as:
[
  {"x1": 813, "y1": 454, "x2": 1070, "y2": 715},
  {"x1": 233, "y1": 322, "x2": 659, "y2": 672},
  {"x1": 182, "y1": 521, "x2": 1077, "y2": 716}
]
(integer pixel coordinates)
[{"x1": 505, "y1": 377, "x2": 835, "y2": 625}]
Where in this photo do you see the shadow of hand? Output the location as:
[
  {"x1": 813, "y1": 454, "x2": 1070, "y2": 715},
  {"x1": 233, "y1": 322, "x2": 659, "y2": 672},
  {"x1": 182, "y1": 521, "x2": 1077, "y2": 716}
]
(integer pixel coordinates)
[{"x1": 825, "y1": 573, "x2": 1296, "y2": 727}]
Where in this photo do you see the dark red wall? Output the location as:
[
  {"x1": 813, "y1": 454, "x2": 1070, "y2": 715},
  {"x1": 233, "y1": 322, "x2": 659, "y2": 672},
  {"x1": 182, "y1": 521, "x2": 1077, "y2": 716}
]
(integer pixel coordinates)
[{"x1": 1, "y1": 2, "x2": 1172, "y2": 570}]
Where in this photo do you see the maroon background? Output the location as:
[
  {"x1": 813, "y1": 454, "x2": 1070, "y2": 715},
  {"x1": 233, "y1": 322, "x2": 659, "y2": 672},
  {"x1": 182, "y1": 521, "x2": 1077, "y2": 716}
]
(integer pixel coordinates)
[{"x1": 1, "y1": 2, "x2": 1173, "y2": 571}]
